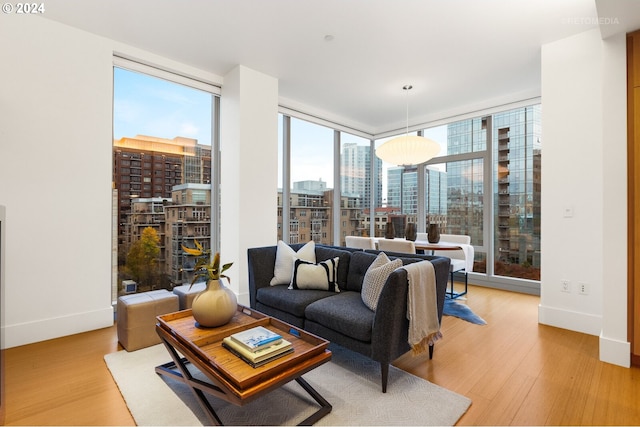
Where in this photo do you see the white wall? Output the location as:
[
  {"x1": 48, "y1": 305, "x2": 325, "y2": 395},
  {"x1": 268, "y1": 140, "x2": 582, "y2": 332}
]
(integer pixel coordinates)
[
  {"x1": 0, "y1": 16, "x2": 114, "y2": 348},
  {"x1": 540, "y1": 28, "x2": 629, "y2": 366}
]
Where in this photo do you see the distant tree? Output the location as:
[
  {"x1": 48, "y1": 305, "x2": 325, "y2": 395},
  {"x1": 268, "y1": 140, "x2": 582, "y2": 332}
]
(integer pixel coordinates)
[{"x1": 126, "y1": 227, "x2": 161, "y2": 288}]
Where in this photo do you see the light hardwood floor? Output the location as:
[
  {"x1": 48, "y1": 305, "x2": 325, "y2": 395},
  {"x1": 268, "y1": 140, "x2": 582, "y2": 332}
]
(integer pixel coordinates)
[
  {"x1": 2, "y1": 285, "x2": 639, "y2": 426},
  {"x1": 395, "y1": 285, "x2": 640, "y2": 426}
]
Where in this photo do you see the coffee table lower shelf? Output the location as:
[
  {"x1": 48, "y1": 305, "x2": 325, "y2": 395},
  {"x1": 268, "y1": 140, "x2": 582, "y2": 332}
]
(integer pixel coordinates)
[{"x1": 155, "y1": 341, "x2": 332, "y2": 426}]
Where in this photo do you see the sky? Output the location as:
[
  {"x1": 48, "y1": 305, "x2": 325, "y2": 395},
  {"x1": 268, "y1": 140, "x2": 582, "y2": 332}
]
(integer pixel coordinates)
[{"x1": 113, "y1": 67, "x2": 212, "y2": 146}]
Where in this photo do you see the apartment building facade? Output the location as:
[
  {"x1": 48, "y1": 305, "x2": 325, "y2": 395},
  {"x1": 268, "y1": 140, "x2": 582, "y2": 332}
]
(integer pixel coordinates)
[{"x1": 113, "y1": 135, "x2": 211, "y2": 258}]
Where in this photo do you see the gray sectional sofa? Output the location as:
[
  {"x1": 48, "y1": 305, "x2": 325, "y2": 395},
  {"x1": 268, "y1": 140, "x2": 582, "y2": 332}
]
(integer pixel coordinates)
[{"x1": 247, "y1": 243, "x2": 451, "y2": 392}]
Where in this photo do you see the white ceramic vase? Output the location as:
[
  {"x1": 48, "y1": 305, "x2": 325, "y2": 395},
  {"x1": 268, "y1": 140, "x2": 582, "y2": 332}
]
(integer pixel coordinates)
[{"x1": 191, "y1": 279, "x2": 238, "y2": 327}]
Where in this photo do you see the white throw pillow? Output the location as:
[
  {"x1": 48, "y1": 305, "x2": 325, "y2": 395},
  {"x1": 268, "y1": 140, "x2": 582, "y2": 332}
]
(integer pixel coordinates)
[
  {"x1": 289, "y1": 257, "x2": 340, "y2": 292},
  {"x1": 270, "y1": 240, "x2": 316, "y2": 286},
  {"x1": 361, "y1": 252, "x2": 402, "y2": 311}
]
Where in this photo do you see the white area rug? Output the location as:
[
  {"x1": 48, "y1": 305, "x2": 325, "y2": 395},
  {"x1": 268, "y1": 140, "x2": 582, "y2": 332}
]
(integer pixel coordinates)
[{"x1": 105, "y1": 343, "x2": 471, "y2": 426}]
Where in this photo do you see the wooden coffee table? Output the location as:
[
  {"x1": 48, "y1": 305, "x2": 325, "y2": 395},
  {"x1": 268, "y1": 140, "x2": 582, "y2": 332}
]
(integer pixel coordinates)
[{"x1": 155, "y1": 305, "x2": 332, "y2": 425}]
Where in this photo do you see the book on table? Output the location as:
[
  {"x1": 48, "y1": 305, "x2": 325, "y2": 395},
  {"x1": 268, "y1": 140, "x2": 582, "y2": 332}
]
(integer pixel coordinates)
[
  {"x1": 222, "y1": 336, "x2": 293, "y2": 368},
  {"x1": 229, "y1": 325, "x2": 283, "y2": 352}
]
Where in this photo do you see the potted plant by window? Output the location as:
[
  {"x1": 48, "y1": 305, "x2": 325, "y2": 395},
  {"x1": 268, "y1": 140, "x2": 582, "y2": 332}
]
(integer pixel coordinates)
[{"x1": 182, "y1": 241, "x2": 237, "y2": 327}]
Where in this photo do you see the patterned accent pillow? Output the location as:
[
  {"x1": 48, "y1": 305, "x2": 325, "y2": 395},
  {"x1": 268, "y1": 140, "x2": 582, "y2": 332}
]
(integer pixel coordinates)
[
  {"x1": 289, "y1": 257, "x2": 340, "y2": 292},
  {"x1": 361, "y1": 252, "x2": 402, "y2": 311},
  {"x1": 270, "y1": 240, "x2": 316, "y2": 286}
]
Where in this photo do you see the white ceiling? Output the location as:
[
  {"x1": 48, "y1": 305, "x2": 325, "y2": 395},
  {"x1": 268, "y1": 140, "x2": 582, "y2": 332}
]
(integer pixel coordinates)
[{"x1": 43, "y1": 0, "x2": 640, "y2": 136}]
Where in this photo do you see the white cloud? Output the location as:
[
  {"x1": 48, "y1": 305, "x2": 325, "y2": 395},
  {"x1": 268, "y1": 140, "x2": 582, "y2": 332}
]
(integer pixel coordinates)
[{"x1": 180, "y1": 122, "x2": 199, "y2": 136}]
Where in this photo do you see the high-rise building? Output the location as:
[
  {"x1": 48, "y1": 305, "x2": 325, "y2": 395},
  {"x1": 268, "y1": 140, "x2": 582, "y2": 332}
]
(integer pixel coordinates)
[
  {"x1": 386, "y1": 165, "x2": 447, "y2": 220},
  {"x1": 444, "y1": 117, "x2": 486, "y2": 245},
  {"x1": 493, "y1": 105, "x2": 541, "y2": 269},
  {"x1": 425, "y1": 166, "x2": 448, "y2": 218},
  {"x1": 386, "y1": 166, "x2": 404, "y2": 211},
  {"x1": 340, "y1": 142, "x2": 382, "y2": 209}
]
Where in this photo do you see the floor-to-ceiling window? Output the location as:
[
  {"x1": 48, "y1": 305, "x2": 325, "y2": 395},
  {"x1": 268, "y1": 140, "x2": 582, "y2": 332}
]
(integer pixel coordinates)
[
  {"x1": 277, "y1": 103, "x2": 540, "y2": 290},
  {"x1": 112, "y1": 63, "x2": 218, "y2": 300}
]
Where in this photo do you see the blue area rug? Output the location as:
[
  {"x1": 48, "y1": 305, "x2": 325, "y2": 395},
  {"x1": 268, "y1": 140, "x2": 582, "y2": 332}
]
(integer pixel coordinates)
[{"x1": 443, "y1": 299, "x2": 487, "y2": 325}]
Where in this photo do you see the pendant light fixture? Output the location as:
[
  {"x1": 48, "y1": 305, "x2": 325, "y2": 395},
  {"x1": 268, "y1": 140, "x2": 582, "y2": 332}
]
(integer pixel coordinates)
[{"x1": 376, "y1": 85, "x2": 441, "y2": 166}]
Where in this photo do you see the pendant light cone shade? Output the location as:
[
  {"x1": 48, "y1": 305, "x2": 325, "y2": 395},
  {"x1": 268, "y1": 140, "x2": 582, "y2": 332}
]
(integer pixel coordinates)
[
  {"x1": 376, "y1": 134, "x2": 440, "y2": 166},
  {"x1": 376, "y1": 84, "x2": 441, "y2": 166}
]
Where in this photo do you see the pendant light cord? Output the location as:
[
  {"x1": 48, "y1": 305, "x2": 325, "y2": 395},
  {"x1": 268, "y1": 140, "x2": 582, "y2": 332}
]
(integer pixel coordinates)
[{"x1": 403, "y1": 84, "x2": 412, "y2": 137}]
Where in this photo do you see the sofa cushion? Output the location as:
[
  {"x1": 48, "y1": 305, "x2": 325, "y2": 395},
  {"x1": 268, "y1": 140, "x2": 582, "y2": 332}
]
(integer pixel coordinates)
[
  {"x1": 270, "y1": 240, "x2": 316, "y2": 286},
  {"x1": 289, "y1": 257, "x2": 339, "y2": 292},
  {"x1": 256, "y1": 285, "x2": 335, "y2": 318},
  {"x1": 305, "y1": 292, "x2": 375, "y2": 342},
  {"x1": 361, "y1": 252, "x2": 403, "y2": 311},
  {"x1": 315, "y1": 246, "x2": 352, "y2": 290},
  {"x1": 344, "y1": 251, "x2": 379, "y2": 292}
]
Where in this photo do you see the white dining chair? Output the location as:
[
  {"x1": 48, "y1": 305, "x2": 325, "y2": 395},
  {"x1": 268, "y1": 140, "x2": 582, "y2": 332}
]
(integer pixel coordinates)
[
  {"x1": 377, "y1": 238, "x2": 416, "y2": 254},
  {"x1": 345, "y1": 236, "x2": 376, "y2": 250}
]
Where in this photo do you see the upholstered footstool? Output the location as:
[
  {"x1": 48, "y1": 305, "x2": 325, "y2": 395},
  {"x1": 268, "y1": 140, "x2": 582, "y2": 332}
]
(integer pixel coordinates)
[
  {"x1": 172, "y1": 282, "x2": 205, "y2": 310},
  {"x1": 117, "y1": 289, "x2": 179, "y2": 351}
]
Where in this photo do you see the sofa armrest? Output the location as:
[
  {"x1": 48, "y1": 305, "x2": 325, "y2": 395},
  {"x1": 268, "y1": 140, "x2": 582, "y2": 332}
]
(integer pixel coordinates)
[
  {"x1": 370, "y1": 269, "x2": 412, "y2": 363},
  {"x1": 428, "y1": 256, "x2": 451, "y2": 320},
  {"x1": 370, "y1": 256, "x2": 450, "y2": 363},
  {"x1": 247, "y1": 246, "x2": 278, "y2": 308}
]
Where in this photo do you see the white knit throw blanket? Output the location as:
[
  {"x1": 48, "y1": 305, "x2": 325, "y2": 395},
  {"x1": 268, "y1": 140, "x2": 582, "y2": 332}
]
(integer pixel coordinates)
[{"x1": 402, "y1": 260, "x2": 442, "y2": 354}]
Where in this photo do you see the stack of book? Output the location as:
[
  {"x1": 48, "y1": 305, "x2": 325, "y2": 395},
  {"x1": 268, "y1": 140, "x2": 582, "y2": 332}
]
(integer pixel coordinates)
[{"x1": 222, "y1": 325, "x2": 293, "y2": 368}]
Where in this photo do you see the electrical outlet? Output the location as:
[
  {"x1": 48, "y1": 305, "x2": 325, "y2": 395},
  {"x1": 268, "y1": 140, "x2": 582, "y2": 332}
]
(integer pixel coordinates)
[
  {"x1": 561, "y1": 280, "x2": 570, "y2": 293},
  {"x1": 578, "y1": 282, "x2": 589, "y2": 295}
]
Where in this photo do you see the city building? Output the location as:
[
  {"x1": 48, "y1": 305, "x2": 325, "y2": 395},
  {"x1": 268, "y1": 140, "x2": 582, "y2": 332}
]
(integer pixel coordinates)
[
  {"x1": 164, "y1": 184, "x2": 212, "y2": 285},
  {"x1": 277, "y1": 182, "x2": 361, "y2": 245},
  {"x1": 113, "y1": 135, "x2": 211, "y2": 257},
  {"x1": 123, "y1": 183, "x2": 212, "y2": 288},
  {"x1": 493, "y1": 106, "x2": 542, "y2": 273},
  {"x1": 341, "y1": 142, "x2": 383, "y2": 208}
]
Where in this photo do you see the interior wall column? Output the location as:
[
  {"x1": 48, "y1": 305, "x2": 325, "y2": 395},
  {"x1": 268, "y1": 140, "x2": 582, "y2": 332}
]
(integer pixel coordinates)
[{"x1": 220, "y1": 65, "x2": 278, "y2": 305}]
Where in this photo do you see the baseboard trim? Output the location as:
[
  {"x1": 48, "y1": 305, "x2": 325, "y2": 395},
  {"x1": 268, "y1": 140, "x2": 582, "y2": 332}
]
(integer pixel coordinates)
[
  {"x1": 2, "y1": 306, "x2": 114, "y2": 349},
  {"x1": 538, "y1": 304, "x2": 601, "y2": 336},
  {"x1": 469, "y1": 274, "x2": 540, "y2": 296},
  {"x1": 599, "y1": 333, "x2": 631, "y2": 367}
]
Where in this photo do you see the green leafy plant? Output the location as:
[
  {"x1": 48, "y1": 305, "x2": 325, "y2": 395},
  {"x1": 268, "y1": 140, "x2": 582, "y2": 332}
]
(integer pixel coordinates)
[{"x1": 181, "y1": 240, "x2": 233, "y2": 287}]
